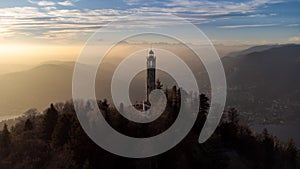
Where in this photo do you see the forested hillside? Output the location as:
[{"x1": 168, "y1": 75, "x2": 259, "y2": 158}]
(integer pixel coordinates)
[{"x1": 0, "y1": 95, "x2": 298, "y2": 169}]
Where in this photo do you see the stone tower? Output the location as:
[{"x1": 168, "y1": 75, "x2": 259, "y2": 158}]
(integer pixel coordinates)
[{"x1": 146, "y1": 49, "x2": 156, "y2": 102}]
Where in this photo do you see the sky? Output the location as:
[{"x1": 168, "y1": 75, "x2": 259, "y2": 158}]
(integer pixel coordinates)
[{"x1": 0, "y1": 0, "x2": 299, "y2": 64}]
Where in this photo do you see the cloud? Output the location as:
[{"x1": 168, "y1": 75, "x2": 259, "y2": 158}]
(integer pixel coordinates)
[
  {"x1": 0, "y1": 6, "x2": 126, "y2": 41},
  {"x1": 123, "y1": 0, "x2": 162, "y2": 6},
  {"x1": 288, "y1": 36, "x2": 300, "y2": 42},
  {"x1": 0, "y1": 0, "x2": 285, "y2": 43},
  {"x1": 122, "y1": 0, "x2": 283, "y2": 17},
  {"x1": 37, "y1": 1, "x2": 55, "y2": 6},
  {"x1": 248, "y1": 14, "x2": 268, "y2": 18},
  {"x1": 218, "y1": 24, "x2": 277, "y2": 29},
  {"x1": 121, "y1": 0, "x2": 284, "y2": 23},
  {"x1": 163, "y1": 0, "x2": 282, "y2": 14},
  {"x1": 287, "y1": 24, "x2": 300, "y2": 27},
  {"x1": 28, "y1": 0, "x2": 56, "y2": 6},
  {"x1": 123, "y1": 0, "x2": 140, "y2": 5},
  {"x1": 57, "y1": 1, "x2": 74, "y2": 6}
]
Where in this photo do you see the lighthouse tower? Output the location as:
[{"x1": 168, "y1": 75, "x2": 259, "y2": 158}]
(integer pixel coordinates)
[{"x1": 146, "y1": 49, "x2": 156, "y2": 102}]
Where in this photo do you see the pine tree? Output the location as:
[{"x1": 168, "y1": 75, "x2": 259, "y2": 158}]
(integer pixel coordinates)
[
  {"x1": 0, "y1": 124, "x2": 10, "y2": 147},
  {"x1": 286, "y1": 139, "x2": 297, "y2": 169},
  {"x1": 24, "y1": 119, "x2": 33, "y2": 131},
  {"x1": 227, "y1": 108, "x2": 239, "y2": 125},
  {"x1": 0, "y1": 124, "x2": 11, "y2": 156},
  {"x1": 261, "y1": 128, "x2": 275, "y2": 168},
  {"x1": 262, "y1": 128, "x2": 269, "y2": 141},
  {"x1": 99, "y1": 99, "x2": 109, "y2": 112},
  {"x1": 51, "y1": 114, "x2": 71, "y2": 149},
  {"x1": 156, "y1": 79, "x2": 163, "y2": 89},
  {"x1": 199, "y1": 94, "x2": 209, "y2": 116},
  {"x1": 193, "y1": 94, "x2": 210, "y2": 134},
  {"x1": 42, "y1": 103, "x2": 58, "y2": 141}
]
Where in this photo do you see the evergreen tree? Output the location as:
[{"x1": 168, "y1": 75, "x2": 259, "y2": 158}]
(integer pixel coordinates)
[
  {"x1": 0, "y1": 124, "x2": 11, "y2": 156},
  {"x1": 24, "y1": 119, "x2": 33, "y2": 131},
  {"x1": 192, "y1": 94, "x2": 210, "y2": 135},
  {"x1": 51, "y1": 114, "x2": 71, "y2": 149},
  {"x1": 261, "y1": 128, "x2": 275, "y2": 168},
  {"x1": 99, "y1": 99, "x2": 109, "y2": 112},
  {"x1": 199, "y1": 94, "x2": 209, "y2": 116},
  {"x1": 0, "y1": 124, "x2": 10, "y2": 147},
  {"x1": 262, "y1": 128, "x2": 269, "y2": 141},
  {"x1": 99, "y1": 99, "x2": 110, "y2": 122},
  {"x1": 156, "y1": 79, "x2": 163, "y2": 89},
  {"x1": 286, "y1": 139, "x2": 297, "y2": 169},
  {"x1": 42, "y1": 103, "x2": 58, "y2": 141},
  {"x1": 227, "y1": 108, "x2": 239, "y2": 125}
]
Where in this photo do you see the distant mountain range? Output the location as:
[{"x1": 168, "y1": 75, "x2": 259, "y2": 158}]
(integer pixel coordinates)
[
  {"x1": 0, "y1": 64, "x2": 34, "y2": 75},
  {"x1": 0, "y1": 62, "x2": 74, "y2": 116},
  {"x1": 223, "y1": 44, "x2": 300, "y2": 124},
  {"x1": 224, "y1": 44, "x2": 281, "y2": 58},
  {"x1": 0, "y1": 44, "x2": 299, "y2": 125}
]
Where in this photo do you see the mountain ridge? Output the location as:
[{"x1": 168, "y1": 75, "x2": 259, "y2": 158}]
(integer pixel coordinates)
[{"x1": 0, "y1": 44, "x2": 299, "y2": 124}]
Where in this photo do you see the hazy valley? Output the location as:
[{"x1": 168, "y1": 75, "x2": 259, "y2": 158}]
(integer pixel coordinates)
[{"x1": 0, "y1": 44, "x2": 299, "y2": 125}]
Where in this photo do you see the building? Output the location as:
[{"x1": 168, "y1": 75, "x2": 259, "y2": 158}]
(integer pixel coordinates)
[
  {"x1": 132, "y1": 49, "x2": 180, "y2": 111},
  {"x1": 146, "y1": 49, "x2": 156, "y2": 103}
]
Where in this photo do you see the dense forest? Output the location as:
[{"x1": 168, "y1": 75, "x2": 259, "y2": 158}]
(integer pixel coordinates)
[{"x1": 0, "y1": 93, "x2": 299, "y2": 169}]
